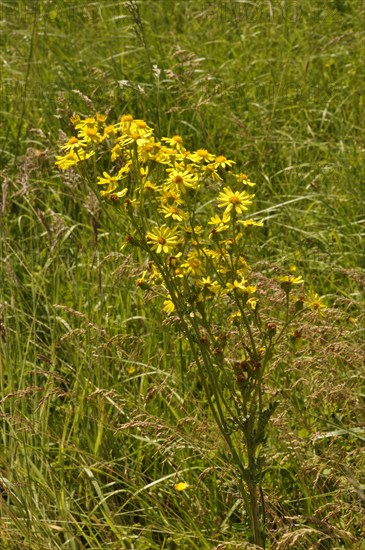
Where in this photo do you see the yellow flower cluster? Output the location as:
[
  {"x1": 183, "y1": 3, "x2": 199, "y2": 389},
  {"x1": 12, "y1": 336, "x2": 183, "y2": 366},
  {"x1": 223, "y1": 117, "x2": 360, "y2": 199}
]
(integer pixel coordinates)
[{"x1": 56, "y1": 113, "x2": 317, "y2": 320}]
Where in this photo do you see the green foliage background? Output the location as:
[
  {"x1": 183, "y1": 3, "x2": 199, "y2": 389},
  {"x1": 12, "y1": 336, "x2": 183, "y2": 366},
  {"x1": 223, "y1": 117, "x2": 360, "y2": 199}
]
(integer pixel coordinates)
[{"x1": 0, "y1": 1, "x2": 364, "y2": 548}]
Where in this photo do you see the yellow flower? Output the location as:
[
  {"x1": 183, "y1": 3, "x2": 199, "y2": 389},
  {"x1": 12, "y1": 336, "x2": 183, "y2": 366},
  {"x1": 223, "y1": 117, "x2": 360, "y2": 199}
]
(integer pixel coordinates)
[
  {"x1": 96, "y1": 113, "x2": 108, "y2": 123},
  {"x1": 226, "y1": 279, "x2": 247, "y2": 293},
  {"x1": 70, "y1": 113, "x2": 81, "y2": 126},
  {"x1": 165, "y1": 168, "x2": 199, "y2": 192},
  {"x1": 55, "y1": 150, "x2": 95, "y2": 170},
  {"x1": 247, "y1": 297, "x2": 258, "y2": 310},
  {"x1": 180, "y1": 224, "x2": 204, "y2": 239},
  {"x1": 102, "y1": 124, "x2": 117, "y2": 140},
  {"x1": 213, "y1": 155, "x2": 236, "y2": 169},
  {"x1": 162, "y1": 135, "x2": 185, "y2": 151},
  {"x1": 159, "y1": 204, "x2": 188, "y2": 222},
  {"x1": 189, "y1": 148, "x2": 215, "y2": 163},
  {"x1": 100, "y1": 188, "x2": 128, "y2": 201},
  {"x1": 217, "y1": 187, "x2": 254, "y2": 215},
  {"x1": 119, "y1": 114, "x2": 134, "y2": 133},
  {"x1": 97, "y1": 171, "x2": 121, "y2": 188},
  {"x1": 202, "y1": 163, "x2": 223, "y2": 181},
  {"x1": 277, "y1": 275, "x2": 304, "y2": 285},
  {"x1": 138, "y1": 137, "x2": 161, "y2": 162},
  {"x1": 60, "y1": 135, "x2": 87, "y2": 152},
  {"x1": 131, "y1": 119, "x2": 153, "y2": 134},
  {"x1": 237, "y1": 219, "x2": 264, "y2": 228},
  {"x1": 208, "y1": 212, "x2": 230, "y2": 239},
  {"x1": 234, "y1": 173, "x2": 256, "y2": 187},
  {"x1": 163, "y1": 297, "x2": 175, "y2": 314},
  {"x1": 181, "y1": 251, "x2": 204, "y2": 277},
  {"x1": 119, "y1": 119, "x2": 154, "y2": 142},
  {"x1": 228, "y1": 310, "x2": 241, "y2": 323},
  {"x1": 143, "y1": 180, "x2": 160, "y2": 193},
  {"x1": 209, "y1": 212, "x2": 230, "y2": 226},
  {"x1": 146, "y1": 225, "x2": 181, "y2": 254},
  {"x1": 97, "y1": 165, "x2": 131, "y2": 191},
  {"x1": 198, "y1": 276, "x2": 221, "y2": 294},
  {"x1": 277, "y1": 275, "x2": 304, "y2": 294},
  {"x1": 174, "y1": 482, "x2": 189, "y2": 492},
  {"x1": 159, "y1": 187, "x2": 183, "y2": 206},
  {"x1": 135, "y1": 271, "x2": 150, "y2": 290},
  {"x1": 75, "y1": 117, "x2": 103, "y2": 143},
  {"x1": 304, "y1": 291, "x2": 326, "y2": 315},
  {"x1": 111, "y1": 143, "x2": 123, "y2": 161}
]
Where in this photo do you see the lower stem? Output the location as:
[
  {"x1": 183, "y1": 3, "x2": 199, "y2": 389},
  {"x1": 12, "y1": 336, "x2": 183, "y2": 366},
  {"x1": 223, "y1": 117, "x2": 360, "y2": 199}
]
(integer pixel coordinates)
[
  {"x1": 248, "y1": 482, "x2": 264, "y2": 548},
  {"x1": 245, "y1": 418, "x2": 265, "y2": 548}
]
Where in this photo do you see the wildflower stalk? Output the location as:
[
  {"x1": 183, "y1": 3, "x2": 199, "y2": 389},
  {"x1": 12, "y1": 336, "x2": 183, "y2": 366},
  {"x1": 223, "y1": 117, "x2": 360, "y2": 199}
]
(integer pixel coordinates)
[{"x1": 55, "y1": 112, "x2": 325, "y2": 547}]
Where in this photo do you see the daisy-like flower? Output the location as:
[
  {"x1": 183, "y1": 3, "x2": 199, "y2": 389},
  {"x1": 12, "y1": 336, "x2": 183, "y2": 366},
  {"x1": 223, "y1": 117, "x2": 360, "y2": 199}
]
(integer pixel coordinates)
[
  {"x1": 130, "y1": 119, "x2": 153, "y2": 136},
  {"x1": 101, "y1": 124, "x2": 117, "y2": 141},
  {"x1": 154, "y1": 146, "x2": 177, "y2": 165},
  {"x1": 60, "y1": 135, "x2": 87, "y2": 152},
  {"x1": 189, "y1": 148, "x2": 215, "y2": 163},
  {"x1": 119, "y1": 119, "x2": 154, "y2": 144},
  {"x1": 75, "y1": 117, "x2": 103, "y2": 143},
  {"x1": 100, "y1": 188, "x2": 128, "y2": 201},
  {"x1": 159, "y1": 204, "x2": 188, "y2": 222},
  {"x1": 55, "y1": 150, "x2": 95, "y2": 170},
  {"x1": 70, "y1": 113, "x2": 81, "y2": 126},
  {"x1": 118, "y1": 114, "x2": 134, "y2": 133},
  {"x1": 235, "y1": 173, "x2": 256, "y2": 187},
  {"x1": 304, "y1": 291, "x2": 326, "y2": 315},
  {"x1": 208, "y1": 212, "x2": 230, "y2": 239},
  {"x1": 161, "y1": 135, "x2": 185, "y2": 151},
  {"x1": 97, "y1": 171, "x2": 122, "y2": 188},
  {"x1": 146, "y1": 225, "x2": 180, "y2": 254},
  {"x1": 138, "y1": 137, "x2": 161, "y2": 163},
  {"x1": 202, "y1": 163, "x2": 223, "y2": 182},
  {"x1": 217, "y1": 187, "x2": 254, "y2": 215},
  {"x1": 97, "y1": 169, "x2": 129, "y2": 197},
  {"x1": 96, "y1": 113, "x2": 108, "y2": 124},
  {"x1": 165, "y1": 168, "x2": 199, "y2": 193},
  {"x1": 181, "y1": 251, "x2": 204, "y2": 277},
  {"x1": 198, "y1": 276, "x2": 221, "y2": 295},
  {"x1": 213, "y1": 155, "x2": 236, "y2": 169},
  {"x1": 226, "y1": 279, "x2": 248, "y2": 293},
  {"x1": 159, "y1": 187, "x2": 183, "y2": 206},
  {"x1": 277, "y1": 275, "x2": 304, "y2": 293},
  {"x1": 209, "y1": 212, "x2": 231, "y2": 226},
  {"x1": 143, "y1": 180, "x2": 160, "y2": 194}
]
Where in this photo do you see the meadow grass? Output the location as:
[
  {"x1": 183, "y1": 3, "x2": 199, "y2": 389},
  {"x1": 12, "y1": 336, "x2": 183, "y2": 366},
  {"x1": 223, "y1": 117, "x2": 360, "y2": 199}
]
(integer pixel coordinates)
[{"x1": 1, "y1": 1, "x2": 364, "y2": 548}]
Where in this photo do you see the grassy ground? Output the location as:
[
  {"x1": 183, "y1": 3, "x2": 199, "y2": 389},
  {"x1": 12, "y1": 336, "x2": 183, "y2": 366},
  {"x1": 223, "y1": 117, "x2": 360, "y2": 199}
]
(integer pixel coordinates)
[{"x1": 1, "y1": 1, "x2": 364, "y2": 548}]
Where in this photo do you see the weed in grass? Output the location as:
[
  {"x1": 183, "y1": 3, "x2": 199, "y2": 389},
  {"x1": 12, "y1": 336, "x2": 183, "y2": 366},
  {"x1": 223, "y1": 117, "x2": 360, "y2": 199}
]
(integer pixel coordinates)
[
  {"x1": 1, "y1": 0, "x2": 364, "y2": 548},
  {"x1": 55, "y1": 112, "x2": 332, "y2": 547}
]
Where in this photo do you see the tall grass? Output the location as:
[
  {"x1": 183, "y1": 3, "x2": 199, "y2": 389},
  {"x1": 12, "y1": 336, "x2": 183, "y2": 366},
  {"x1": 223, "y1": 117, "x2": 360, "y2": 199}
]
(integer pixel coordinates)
[{"x1": 1, "y1": 0, "x2": 364, "y2": 548}]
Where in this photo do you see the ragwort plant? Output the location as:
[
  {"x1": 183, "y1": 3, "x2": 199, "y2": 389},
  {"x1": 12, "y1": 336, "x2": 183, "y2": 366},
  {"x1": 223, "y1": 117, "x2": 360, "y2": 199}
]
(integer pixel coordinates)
[{"x1": 56, "y1": 113, "x2": 325, "y2": 547}]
